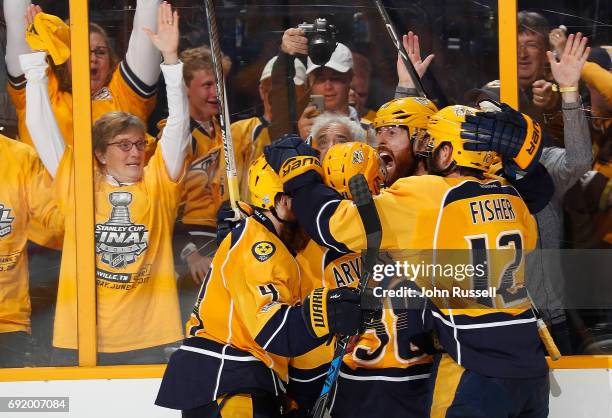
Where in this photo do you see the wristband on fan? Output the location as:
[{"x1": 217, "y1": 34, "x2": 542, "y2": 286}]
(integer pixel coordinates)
[
  {"x1": 279, "y1": 155, "x2": 323, "y2": 185},
  {"x1": 304, "y1": 287, "x2": 330, "y2": 338},
  {"x1": 551, "y1": 84, "x2": 578, "y2": 93},
  {"x1": 180, "y1": 242, "x2": 198, "y2": 261},
  {"x1": 512, "y1": 115, "x2": 543, "y2": 170}
]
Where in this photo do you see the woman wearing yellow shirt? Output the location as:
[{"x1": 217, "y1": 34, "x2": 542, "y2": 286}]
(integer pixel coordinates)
[{"x1": 22, "y1": 3, "x2": 190, "y2": 365}]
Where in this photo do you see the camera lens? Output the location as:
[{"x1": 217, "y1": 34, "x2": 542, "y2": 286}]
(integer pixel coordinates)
[{"x1": 310, "y1": 35, "x2": 335, "y2": 65}]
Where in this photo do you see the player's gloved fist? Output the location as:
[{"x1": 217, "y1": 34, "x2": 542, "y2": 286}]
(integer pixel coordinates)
[
  {"x1": 461, "y1": 102, "x2": 543, "y2": 176},
  {"x1": 264, "y1": 134, "x2": 319, "y2": 172},
  {"x1": 302, "y1": 287, "x2": 364, "y2": 338},
  {"x1": 264, "y1": 134, "x2": 323, "y2": 193},
  {"x1": 216, "y1": 201, "x2": 254, "y2": 245},
  {"x1": 359, "y1": 287, "x2": 383, "y2": 332}
]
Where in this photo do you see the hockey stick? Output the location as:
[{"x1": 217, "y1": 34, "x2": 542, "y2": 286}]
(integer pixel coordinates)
[
  {"x1": 203, "y1": 0, "x2": 241, "y2": 220},
  {"x1": 311, "y1": 174, "x2": 383, "y2": 418},
  {"x1": 526, "y1": 290, "x2": 562, "y2": 361},
  {"x1": 373, "y1": 0, "x2": 427, "y2": 98}
]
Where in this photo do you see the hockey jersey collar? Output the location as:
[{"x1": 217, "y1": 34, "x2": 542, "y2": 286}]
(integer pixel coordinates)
[{"x1": 251, "y1": 208, "x2": 278, "y2": 236}]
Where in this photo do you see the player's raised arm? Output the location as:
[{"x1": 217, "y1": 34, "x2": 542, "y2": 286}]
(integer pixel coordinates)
[{"x1": 143, "y1": 2, "x2": 189, "y2": 181}]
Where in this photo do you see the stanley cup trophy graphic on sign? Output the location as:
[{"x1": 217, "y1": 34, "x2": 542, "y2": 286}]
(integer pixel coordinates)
[{"x1": 94, "y1": 192, "x2": 149, "y2": 269}]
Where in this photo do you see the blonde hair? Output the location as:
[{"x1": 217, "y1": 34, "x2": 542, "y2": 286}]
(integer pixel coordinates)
[
  {"x1": 92, "y1": 111, "x2": 145, "y2": 157},
  {"x1": 180, "y1": 45, "x2": 231, "y2": 86}
]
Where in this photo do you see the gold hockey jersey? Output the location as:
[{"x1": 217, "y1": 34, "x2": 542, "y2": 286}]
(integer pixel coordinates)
[
  {"x1": 294, "y1": 174, "x2": 547, "y2": 379},
  {"x1": 291, "y1": 239, "x2": 432, "y2": 410},
  {"x1": 8, "y1": 61, "x2": 156, "y2": 147},
  {"x1": 172, "y1": 118, "x2": 251, "y2": 227},
  {"x1": 156, "y1": 210, "x2": 325, "y2": 410}
]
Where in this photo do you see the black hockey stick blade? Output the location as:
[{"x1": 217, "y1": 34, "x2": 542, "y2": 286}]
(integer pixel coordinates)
[
  {"x1": 373, "y1": 0, "x2": 427, "y2": 98},
  {"x1": 348, "y1": 174, "x2": 382, "y2": 291}
]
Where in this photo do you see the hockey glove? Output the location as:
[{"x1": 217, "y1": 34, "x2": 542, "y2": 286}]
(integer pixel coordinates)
[
  {"x1": 264, "y1": 134, "x2": 323, "y2": 193},
  {"x1": 461, "y1": 102, "x2": 543, "y2": 177},
  {"x1": 216, "y1": 201, "x2": 254, "y2": 246},
  {"x1": 302, "y1": 287, "x2": 363, "y2": 338}
]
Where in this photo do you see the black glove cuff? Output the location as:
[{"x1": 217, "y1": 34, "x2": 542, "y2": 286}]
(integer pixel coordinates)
[{"x1": 300, "y1": 294, "x2": 319, "y2": 339}]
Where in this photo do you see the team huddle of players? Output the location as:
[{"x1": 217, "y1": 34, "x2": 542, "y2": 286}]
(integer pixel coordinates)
[
  {"x1": 157, "y1": 92, "x2": 554, "y2": 417},
  {"x1": 1, "y1": 0, "x2": 595, "y2": 417}
]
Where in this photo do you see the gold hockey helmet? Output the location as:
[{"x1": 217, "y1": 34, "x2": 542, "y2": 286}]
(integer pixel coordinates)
[
  {"x1": 373, "y1": 96, "x2": 439, "y2": 134},
  {"x1": 322, "y1": 142, "x2": 386, "y2": 198},
  {"x1": 426, "y1": 105, "x2": 496, "y2": 172},
  {"x1": 248, "y1": 155, "x2": 284, "y2": 209}
]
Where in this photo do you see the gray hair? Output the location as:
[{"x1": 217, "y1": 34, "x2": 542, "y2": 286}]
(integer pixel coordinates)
[{"x1": 309, "y1": 112, "x2": 365, "y2": 143}]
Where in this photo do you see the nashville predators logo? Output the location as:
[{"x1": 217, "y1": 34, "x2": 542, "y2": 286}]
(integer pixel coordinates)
[
  {"x1": 252, "y1": 241, "x2": 276, "y2": 262},
  {"x1": 95, "y1": 192, "x2": 149, "y2": 269},
  {"x1": 352, "y1": 149, "x2": 365, "y2": 164},
  {"x1": 189, "y1": 148, "x2": 221, "y2": 188},
  {"x1": 412, "y1": 97, "x2": 430, "y2": 106},
  {"x1": 0, "y1": 204, "x2": 15, "y2": 238}
]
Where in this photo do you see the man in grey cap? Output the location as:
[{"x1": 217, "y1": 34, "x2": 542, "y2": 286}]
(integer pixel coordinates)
[{"x1": 281, "y1": 27, "x2": 370, "y2": 139}]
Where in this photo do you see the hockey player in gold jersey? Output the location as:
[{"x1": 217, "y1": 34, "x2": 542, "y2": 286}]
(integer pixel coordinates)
[
  {"x1": 374, "y1": 96, "x2": 438, "y2": 183},
  {"x1": 287, "y1": 142, "x2": 384, "y2": 412},
  {"x1": 288, "y1": 142, "x2": 433, "y2": 417},
  {"x1": 4, "y1": 0, "x2": 162, "y2": 146},
  {"x1": 22, "y1": 3, "x2": 189, "y2": 364},
  {"x1": 156, "y1": 154, "x2": 372, "y2": 417},
  {"x1": 264, "y1": 103, "x2": 550, "y2": 417},
  {"x1": 0, "y1": 135, "x2": 62, "y2": 367},
  {"x1": 285, "y1": 96, "x2": 438, "y2": 416}
]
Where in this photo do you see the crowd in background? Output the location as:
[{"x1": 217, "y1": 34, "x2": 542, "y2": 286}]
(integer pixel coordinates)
[{"x1": 0, "y1": 0, "x2": 610, "y2": 370}]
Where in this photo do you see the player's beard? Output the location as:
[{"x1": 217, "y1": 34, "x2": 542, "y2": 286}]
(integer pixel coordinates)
[{"x1": 278, "y1": 223, "x2": 309, "y2": 253}]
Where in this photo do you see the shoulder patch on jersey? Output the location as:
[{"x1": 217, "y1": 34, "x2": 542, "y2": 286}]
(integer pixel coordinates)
[{"x1": 252, "y1": 241, "x2": 276, "y2": 262}]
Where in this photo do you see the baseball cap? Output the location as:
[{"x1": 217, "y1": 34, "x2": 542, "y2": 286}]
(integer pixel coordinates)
[
  {"x1": 306, "y1": 42, "x2": 353, "y2": 75},
  {"x1": 259, "y1": 56, "x2": 307, "y2": 85},
  {"x1": 464, "y1": 80, "x2": 501, "y2": 105}
]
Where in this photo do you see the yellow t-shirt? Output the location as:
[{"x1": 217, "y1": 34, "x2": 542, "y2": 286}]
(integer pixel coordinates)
[
  {"x1": 0, "y1": 135, "x2": 63, "y2": 333},
  {"x1": 52, "y1": 145, "x2": 183, "y2": 352},
  {"x1": 8, "y1": 61, "x2": 156, "y2": 147}
]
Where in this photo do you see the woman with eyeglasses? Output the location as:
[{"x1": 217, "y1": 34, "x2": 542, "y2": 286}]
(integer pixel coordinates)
[
  {"x1": 4, "y1": 0, "x2": 163, "y2": 146},
  {"x1": 21, "y1": 3, "x2": 190, "y2": 365}
]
